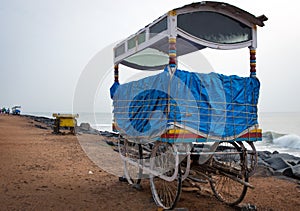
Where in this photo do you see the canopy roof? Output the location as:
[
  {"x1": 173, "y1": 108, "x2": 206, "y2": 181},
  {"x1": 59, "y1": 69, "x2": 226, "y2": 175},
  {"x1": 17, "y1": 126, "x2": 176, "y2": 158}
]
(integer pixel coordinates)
[{"x1": 114, "y1": 1, "x2": 267, "y2": 70}]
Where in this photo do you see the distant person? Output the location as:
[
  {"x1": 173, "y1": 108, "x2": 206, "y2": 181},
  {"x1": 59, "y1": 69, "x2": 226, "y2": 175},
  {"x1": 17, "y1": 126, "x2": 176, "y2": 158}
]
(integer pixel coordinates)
[{"x1": 7, "y1": 108, "x2": 10, "y2": 115}]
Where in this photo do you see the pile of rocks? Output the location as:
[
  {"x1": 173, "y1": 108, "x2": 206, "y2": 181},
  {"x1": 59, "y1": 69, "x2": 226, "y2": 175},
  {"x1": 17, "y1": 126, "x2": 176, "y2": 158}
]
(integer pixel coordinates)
[
  {"x1": 256, "y1": 150, "x2": 300, "y2": 179},
  {"x1": 23, "y1": 115, "x2": 54, "y2": 129}
]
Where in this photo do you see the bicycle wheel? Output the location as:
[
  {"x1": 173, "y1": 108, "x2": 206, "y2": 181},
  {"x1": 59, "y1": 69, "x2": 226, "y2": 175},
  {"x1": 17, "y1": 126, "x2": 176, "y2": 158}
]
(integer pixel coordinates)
[
  {"x1": 209, "y1": 141, "x2": 248, "y2": 206},
  {"x1": 119, "y1": 138, "x2": 143, "y2": 185},
  {"x1": 150, "y1": 142, "x2": 182, "y2": 210}
]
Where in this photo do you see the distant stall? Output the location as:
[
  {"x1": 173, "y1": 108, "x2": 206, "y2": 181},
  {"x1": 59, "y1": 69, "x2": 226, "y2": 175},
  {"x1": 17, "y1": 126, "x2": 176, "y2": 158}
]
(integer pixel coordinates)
[{"x1": 12, "y1": 106, "x2": 21, "y2": 115}]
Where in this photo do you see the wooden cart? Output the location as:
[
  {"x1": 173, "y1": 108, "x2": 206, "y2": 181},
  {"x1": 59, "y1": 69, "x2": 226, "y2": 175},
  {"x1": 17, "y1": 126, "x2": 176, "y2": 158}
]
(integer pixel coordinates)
[
  {"x1": 52, "y1": 113, "x2": 79, "y2": 135},
  {"x1": 110, "y1": 1, "x2": 267, "y2": 209}
]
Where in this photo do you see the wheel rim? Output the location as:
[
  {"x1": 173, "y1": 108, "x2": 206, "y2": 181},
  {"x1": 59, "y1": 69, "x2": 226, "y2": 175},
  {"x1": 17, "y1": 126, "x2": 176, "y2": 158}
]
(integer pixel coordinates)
[
  {"x1": 209, "y1": 141, "x2": 248, "y2": 206},
  {"x1": 150, "y1": 142, "x2": 182, "y2": 210}
]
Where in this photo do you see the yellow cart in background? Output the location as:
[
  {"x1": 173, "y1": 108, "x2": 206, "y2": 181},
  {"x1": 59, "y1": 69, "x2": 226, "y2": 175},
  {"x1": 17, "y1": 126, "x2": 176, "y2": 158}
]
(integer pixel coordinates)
[{"x1": 52, "y1": 113, "x2": 79, "y2": 135}]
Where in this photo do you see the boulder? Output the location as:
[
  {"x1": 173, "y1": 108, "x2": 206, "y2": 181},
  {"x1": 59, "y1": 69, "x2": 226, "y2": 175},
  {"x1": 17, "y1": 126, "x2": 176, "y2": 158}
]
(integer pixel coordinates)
[
  {"x1": 257, "y1": 151, "x2": 272, "y2": 160},
  {"x1": 76, "y1": 123, "x2": 100, "y2": 135},
  {"x1": 264, "y1": 157, "x2": 291, "y2": 171},
  {"x1": 283, "y1": 167, "x2": 295, "y2": 178},
  {"x1": 257, "y1": 157, "x2": 269, "y2": 166},
  {"x1": 254, "y1": 165, "x2": 274, "y2": 177},
  {"x1": 291, "y1": 164, "x2": 300, "y2": 179},
  {"x1": 270, "y1": 153, "x2": 300, "y2": 162},
  {"x1": 79, "y1": 122, "x2": 91, "y2": 131}
]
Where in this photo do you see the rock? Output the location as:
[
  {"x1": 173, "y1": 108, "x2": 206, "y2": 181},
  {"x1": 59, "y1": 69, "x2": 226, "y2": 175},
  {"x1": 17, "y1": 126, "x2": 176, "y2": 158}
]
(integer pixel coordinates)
[
  {"x1": 257, "y1": 157, "x2": 269, "y2": 166},
  {"x1": 105, "y1": 140, "x2": 116, "y2": 146},
  {"x1": 118, "y1": 176, "x2": 127, "y2": 182},
  {"x1": 100, "y1": 131, "x2": 119, "y2": 137},
  {"x1": 34, "y1": 124, "x2": 48, "y2": 130},
  {"x1": 23, "y1": 115, "x2": 54, "y2": 128},
  {"x1": 254, "y1": 165, "x2": 274, "y2": 177},
  {"x1": 87, "y1": 129, "x2": 100, "y2": 135},
  {"x1": 264, "y1": 157, "x2": 291, "y2": 171},
  {"x1": 132, "y1": 183, "x2": 143, "y2": 191},
  {"x1": 271, "y1": 153, "x2": 300, "y2": 162},
  {"x1": 264, "y1": 153, "x2": 300, "y2": 175},
  {"x1": 79, "y1": 123, "x2": 91, "y2": 131},
  {"x1": 291, "y1": 164, "x2": 300, "y2": 179},
  {"x1": 75, "y1": 123, "x2": 100, "y2": 135},
  {"x1": 257, "y1": 151, "x2": 272, "y2": 160},
  {"x1": 288, "y1": 161, "x2": 297, "y2": 166},
  {"x1": 282, "y1": 167, "x2": 294, "y2": 178},
  {"x1": 240, "y1": 204, "x2": 257, "y2": 211},
  {"x1": 270, "y1": 164, "x2": 300, "y2": 179}
]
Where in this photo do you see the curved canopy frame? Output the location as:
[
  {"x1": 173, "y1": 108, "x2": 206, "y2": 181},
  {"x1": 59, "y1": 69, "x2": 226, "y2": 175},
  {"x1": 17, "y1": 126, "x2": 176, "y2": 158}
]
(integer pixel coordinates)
[{"x1": 113, "y1": 1, "x2": 267, "y2": 71}]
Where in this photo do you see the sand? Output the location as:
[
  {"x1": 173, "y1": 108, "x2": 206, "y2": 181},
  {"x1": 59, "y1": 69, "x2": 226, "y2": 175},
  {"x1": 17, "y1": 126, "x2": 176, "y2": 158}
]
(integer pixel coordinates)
[{"x1": 0, "y1": 115, "x2": 299, "y2": 210}]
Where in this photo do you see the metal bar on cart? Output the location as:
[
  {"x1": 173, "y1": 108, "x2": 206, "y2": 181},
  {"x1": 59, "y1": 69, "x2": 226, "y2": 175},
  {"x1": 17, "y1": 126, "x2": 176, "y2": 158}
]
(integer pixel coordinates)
[
  {"x1": 177, "y1": 151, "x2": 243, "y2": 155},
  {"x1": 120, "y1": 154, "x2": 179, "y2": 182}
]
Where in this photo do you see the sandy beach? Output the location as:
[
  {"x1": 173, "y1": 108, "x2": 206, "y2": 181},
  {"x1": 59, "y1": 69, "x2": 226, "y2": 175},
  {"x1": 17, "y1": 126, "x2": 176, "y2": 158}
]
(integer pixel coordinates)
[{"x1": 0, "y1": 115, "x2": 300, "y2": 210}]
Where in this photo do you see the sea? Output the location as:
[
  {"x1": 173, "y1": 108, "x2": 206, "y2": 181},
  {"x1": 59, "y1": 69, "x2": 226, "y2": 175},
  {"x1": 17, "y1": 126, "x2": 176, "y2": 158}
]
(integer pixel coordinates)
[{"x1": 23, "y1": 111, "x2": 300, "y2": 157}]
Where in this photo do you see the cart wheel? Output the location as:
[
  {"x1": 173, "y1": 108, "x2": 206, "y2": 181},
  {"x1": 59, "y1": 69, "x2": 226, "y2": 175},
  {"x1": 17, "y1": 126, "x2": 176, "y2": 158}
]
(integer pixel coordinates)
[
  {"x1": 119, "y1": 138, "x2": 143, "y2": 185},
  {"x1": 209, "y1": 141, "x2": 248, "y2": 206},
  {"x1": 150, "y1": 142, "x2": 182, "y2": 210}
]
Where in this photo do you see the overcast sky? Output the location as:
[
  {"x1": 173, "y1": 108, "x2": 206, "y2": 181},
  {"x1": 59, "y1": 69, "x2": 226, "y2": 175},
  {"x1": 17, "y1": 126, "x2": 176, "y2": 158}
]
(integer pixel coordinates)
[{"x1": 1, "y1": 0, "x2": 300, "y2": 113}]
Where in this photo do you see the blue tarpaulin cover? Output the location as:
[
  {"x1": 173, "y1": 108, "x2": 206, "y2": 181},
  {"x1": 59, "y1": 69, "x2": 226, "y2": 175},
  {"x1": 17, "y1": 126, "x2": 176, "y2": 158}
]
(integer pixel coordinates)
[{"x1": 111, "y1": 67, "x2": 260, "y2": 142}]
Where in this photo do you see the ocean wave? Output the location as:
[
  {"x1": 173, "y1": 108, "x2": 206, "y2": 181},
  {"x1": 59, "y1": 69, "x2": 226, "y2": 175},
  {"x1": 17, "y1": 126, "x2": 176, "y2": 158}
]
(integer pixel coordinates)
[
  {"x1": 273, "y1": 134, "x2": 300, "y2": 149},
  {"x1": 93, "y1": 123, "x2": 111, "y2": 126},
  {"x1": 91, "y1": 123, "x2": 113, "y2": 132},
  {"x1": 262, "y1": 131, "x2": 285, "y2": 143},
  {"x1": 262, "y1": 131, "x2": 300, "y2": 150}
]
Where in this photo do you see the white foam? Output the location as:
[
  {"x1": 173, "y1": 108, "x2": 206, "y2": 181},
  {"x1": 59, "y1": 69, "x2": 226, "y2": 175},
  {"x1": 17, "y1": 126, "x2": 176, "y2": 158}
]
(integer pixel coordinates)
[
  {"x1": 92, "y1": 124, "x2": 112, "y2": 132},
  {"x1": 273, "y1": 134, "x2": 300, "y2": 149}
]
